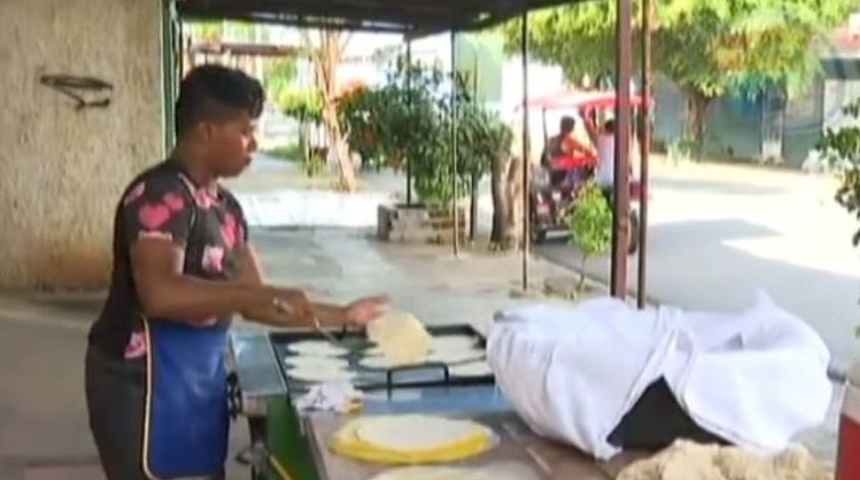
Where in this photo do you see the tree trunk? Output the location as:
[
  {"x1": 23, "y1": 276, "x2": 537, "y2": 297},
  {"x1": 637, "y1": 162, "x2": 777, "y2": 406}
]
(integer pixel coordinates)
[
  {"x1": 684, "y1": 88, "x2": 711, "y2": 160},
  {"x1": 490, "y1": 153, "x2": 512, "y2": 247},
  {"x1": 506, "y1": 156, "x2": 526, "y2": 249},
  {"x1": 305, "y1": 30, "x2": 357, "y2": 191},
  {"x1": 469, "y1": 172, "x2": 479, "y2": 241}
]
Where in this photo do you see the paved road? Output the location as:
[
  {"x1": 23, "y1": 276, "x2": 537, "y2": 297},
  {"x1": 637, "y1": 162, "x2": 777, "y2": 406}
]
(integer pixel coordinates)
[
  {"x1": 238, "y1": 156, "x2": 860, "y2": 371},
  {"x1": 534, "y1": 162, "x2": 860, "y2": 372}
]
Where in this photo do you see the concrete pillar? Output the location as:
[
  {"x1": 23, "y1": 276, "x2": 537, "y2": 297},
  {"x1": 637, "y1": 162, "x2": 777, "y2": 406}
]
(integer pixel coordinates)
[{"x1": 0, "y1": 0, "x2": 164, "y2": 289}]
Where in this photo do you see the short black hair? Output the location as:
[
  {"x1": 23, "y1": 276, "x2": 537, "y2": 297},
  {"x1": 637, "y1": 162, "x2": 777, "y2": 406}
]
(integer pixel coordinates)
[
  {"x1": 560, "y1": 116, "x2": 576, "y2": 133},
  {"x1": 174, "y1": 64, "x2": 265, "y2": 138},
  {"x1": 604, "y1": 119, "x2": 616, "y2": 133}
]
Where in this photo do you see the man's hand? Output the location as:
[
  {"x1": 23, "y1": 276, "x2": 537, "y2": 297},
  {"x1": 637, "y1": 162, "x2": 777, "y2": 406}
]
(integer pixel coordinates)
[
  {"x1": 344, "y1": 295, "x2": 391, "y2": 327},
  {"x1": 272, "y1": 288, "x2": 312, "y2": 321}
]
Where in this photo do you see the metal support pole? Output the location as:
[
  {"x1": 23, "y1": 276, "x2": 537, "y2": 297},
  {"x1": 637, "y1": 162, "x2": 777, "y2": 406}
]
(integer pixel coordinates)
[
  {"x1": 520, "y1": 12, "x2": 531, "y2": 291},
  {"x1": 636, "y1": 0, "x2": 653, "y2": 309},
  {"x1": 450, "y1": 30, "x2": 460, "y2": 257},
  {"x1": 610, "y1": 0, "x2": 633, "y2": 298},
  {"x1": 405, "y1": 40, "x2": 413, "y2": 205}
]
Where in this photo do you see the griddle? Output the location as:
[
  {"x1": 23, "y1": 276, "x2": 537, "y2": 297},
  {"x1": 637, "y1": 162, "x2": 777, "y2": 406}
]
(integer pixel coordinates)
[{"x1": 270, "y1": 324, "x2": 497, "y2": 397}]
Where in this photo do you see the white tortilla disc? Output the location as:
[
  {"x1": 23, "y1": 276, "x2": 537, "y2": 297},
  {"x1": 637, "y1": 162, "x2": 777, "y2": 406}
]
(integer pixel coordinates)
[
  {"x1": 370, "y1": 466, "x2": 522, "y2": 480},
  {"x1": 426, "y1": 348, "x2": 485, "y2": 364},
  {"x1": 285, "y1": 356, "x2": 350, "y2": 370},
  {"x1": 287, "y1": 340, "x2": 348, "y2": 357},
  {"x1": 288, "y1": 364, "x2": 356, "y2": 383},
  {"x1": 429, "y1": 334, "x2": 478, "y2": 352},
  {"x1": 449, "y1": 359, "x2": 492, "y2": 377},
  {"x1": 354, "y1": 415, "x2": 490, "y2": 452}
]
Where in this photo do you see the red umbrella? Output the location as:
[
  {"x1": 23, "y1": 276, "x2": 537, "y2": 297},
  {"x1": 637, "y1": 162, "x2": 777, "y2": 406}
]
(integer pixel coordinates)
[{"x1": 526, "y1": 88, "x2": 650, "y2": 110}]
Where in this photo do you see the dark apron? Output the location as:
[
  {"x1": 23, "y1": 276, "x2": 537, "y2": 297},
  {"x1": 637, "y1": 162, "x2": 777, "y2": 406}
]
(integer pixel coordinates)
[{"x1": 142, "y1": 318, "x2": 230, "y2": 479}]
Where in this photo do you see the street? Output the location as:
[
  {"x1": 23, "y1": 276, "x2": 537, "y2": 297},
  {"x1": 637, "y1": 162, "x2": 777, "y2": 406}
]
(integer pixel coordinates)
[{"x1": 534, "y1": 162, "x2": 860, "y2": 372}]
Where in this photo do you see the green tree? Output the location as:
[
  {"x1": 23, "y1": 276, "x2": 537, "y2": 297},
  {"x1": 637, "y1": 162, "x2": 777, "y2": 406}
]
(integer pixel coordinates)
[
  {"x1": 264, "y1": 59, "x2": 298, "y2": 102},
  {"x1": 277, "y1": 88, "x2": 325, "y2": 176},
  {"x1": 502, "y1": 0, "x2": 854, "y2": 153},
  {"x1": 564, "y1": 184, "x2": 613, "y2": 293}
]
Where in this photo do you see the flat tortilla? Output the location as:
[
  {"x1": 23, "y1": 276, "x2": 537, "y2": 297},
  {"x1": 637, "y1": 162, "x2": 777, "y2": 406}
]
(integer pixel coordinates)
[
  {"x1": 426, "y1": 348, "x2": 485, "y2": 364},
  {"x1": 354, "y1": 415, "x2": 492, "y2": 452},
  {"x1": 448, "y1": 359, "x2": 492, "y2": 377},
  {"x1": 429, "y1": 334, "x2": 478, "y2": 352},
  {"x1": 285, "y1": 356, "x2": 350, "y2": 371},
  {"x1": 288, "y1": 364, "x2": 356, "y2": 383},
  {"x1": 370, "y1": 466, "x2": 531, "y2": 480},
  {"x1": 287, "y1": 340, "x2": 348, "y2": 357},
  {"x1": 359, "y1": 355, "x2": 421, "y2": 370}
]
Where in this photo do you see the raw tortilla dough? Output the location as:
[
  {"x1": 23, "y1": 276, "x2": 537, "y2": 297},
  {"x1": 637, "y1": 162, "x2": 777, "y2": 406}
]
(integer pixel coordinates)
[
  {"x1": 449, "y1": 359, "x2": 492, "y2": 377},
  {"x1": 369, "y1": 465, "x2": 527, "y2": 480},
  {"x1": 366, "y1": 312, "x2": 432, "y2": 364},
  {"x1": 287, "y1": 340, "x2": 348, "y2": 357},
  {"x1": 429, "y1": 334, "x2": 478, "y2": 352},
  {"x1": 285, "y1": 356, "x2": 350, "y2": 371},
  {"x1": 617, "y1": 440, "x2": 832, "y2": 480},
  {"x1": 354, "y1": 415, "x2": 493, "y2": 452},
  {"x1": 288, "y1": 364, "x2": 356, "y2": 383}
]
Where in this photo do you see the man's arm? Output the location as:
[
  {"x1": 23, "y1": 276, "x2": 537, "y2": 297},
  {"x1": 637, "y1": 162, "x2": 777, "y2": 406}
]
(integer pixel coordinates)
[
  {"x1": 122, "y1": 175, "x2": 307, "y2": 324},
  {"x1": 131, "y1": 240, "x2": 279, "y2": 322},
  {"x1": 234, "y1": 244, "x2": 348, "y2": 328}
]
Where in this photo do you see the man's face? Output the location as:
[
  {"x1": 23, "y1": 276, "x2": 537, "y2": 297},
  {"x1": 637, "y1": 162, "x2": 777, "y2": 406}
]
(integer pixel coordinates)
[{"x1": 203, "y1": 111, "x2": 258, "y2": 178}]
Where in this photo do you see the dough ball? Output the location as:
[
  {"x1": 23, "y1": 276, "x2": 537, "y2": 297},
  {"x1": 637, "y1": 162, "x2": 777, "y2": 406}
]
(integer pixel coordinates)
[{"x1": 617, "y1": 440, "x2": 833, "y2": 480}]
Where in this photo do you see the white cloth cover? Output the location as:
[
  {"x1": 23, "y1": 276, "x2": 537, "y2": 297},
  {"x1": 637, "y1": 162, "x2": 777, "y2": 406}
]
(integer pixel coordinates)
[{"x1": 486, "y1": 292, "x2": 832, "y2": 460}]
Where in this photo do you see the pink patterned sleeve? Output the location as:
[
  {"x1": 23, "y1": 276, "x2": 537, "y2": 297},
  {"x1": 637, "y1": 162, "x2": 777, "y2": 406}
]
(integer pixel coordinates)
[{"x1": 120, "y1": 176, "x2": 194, "y2": 245}]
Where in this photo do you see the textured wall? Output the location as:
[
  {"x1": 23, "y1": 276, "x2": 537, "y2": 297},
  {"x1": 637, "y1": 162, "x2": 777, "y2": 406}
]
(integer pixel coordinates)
[{"x1": 0, "y1": 0, "x2": 164, "y2": 289}]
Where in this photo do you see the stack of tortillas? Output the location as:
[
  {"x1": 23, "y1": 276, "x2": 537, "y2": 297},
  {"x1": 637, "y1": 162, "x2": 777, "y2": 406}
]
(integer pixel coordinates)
[
  {"x1": 617, "y1": 440, "x2": 832, "y2": 480},
  {"x1": 330, "y1": 414, "x2": 496, "y2": 464},
  {"x1": 368, "y1": 465, "x2": 528, "y2": 480},
  {"x1": 366, "y1": 313, "x2": 433, "y2": 366},
  {"x1": 362, "y1": 313, "x2": 491, "y2": 376}
]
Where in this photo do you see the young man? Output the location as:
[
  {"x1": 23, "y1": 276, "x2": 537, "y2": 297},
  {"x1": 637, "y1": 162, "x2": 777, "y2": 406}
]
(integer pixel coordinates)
[{"x1": 85, "y1": 65, "x2": 389, "y2": 480}]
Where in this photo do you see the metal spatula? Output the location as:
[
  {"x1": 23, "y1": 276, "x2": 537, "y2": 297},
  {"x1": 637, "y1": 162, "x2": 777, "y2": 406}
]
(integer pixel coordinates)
[{"x1": 313, "y1": 316, "x2": 346, "y2": 347}]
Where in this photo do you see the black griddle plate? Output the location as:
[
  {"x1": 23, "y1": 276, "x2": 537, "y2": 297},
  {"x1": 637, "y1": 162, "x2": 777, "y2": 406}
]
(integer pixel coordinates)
[{"x1": 269, "y1": 324, "x2": 494, "y2": 395}]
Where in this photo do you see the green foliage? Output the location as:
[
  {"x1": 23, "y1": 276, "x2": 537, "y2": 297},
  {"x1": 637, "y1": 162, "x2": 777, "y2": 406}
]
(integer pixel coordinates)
[
  {"x1": 501, "y1": 0, "x2": 855, "y2": 143},
  {"x1": 819, "y1": 99, "x2": 860, "y2": 246},
  {"x1": 564, "y1": 184, "x2": 612, "y2": 292},
  {"x1": 277, "y1": 88, "x2": 323, "y2": 125},
  {"x1": 453, "y1": 100, "x2": 513, "y2": 180},
  {"x1": 337, "y1": 86, "x2": 388, "y2": 170},
  {"x1": 264, "y1": 59, "x2": 298, "y2": 102},
  {"x1": 336, "y1": 58, "x2": 512, "y2": 212}
]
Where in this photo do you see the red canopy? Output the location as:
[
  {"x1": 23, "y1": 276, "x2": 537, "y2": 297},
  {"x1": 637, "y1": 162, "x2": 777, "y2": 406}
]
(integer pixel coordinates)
[{"x1": 526, "y1": 89, "x2": 652, "y2": 110}]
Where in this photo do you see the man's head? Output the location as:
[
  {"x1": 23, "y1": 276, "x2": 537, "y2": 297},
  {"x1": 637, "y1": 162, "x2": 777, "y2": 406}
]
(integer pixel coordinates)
[
  {"x1": 603, "y1": 119, "x2": 616, "y2": 134},
  {"x1": 175, "y1": 65, "x2": 265, "y2": 178},
  {"x1": 559, "y1": 116, "x2": 576, "y2": 135}
]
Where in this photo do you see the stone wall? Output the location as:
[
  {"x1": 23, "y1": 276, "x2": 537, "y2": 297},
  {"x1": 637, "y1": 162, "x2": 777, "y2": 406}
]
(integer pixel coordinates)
[{"x1": 0, "y1": 0, "x2": 164, "y2": 289}]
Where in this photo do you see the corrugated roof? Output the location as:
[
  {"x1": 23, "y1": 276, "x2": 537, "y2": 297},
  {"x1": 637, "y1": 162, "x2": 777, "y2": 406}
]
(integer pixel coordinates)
[{"x1": 175, "y1": 0, "x2": 573, "y2": 36}]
